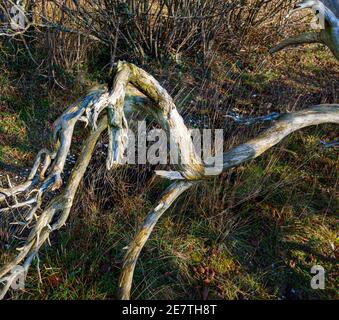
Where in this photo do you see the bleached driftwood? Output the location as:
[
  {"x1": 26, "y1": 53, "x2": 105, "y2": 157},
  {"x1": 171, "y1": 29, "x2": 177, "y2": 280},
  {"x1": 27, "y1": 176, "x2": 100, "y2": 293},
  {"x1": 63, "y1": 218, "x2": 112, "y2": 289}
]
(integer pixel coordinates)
[
  {"x1": 271, "y1": 0, "x2": 339, "y2": 60},
  {"x1": 0, "y1": 61, "x2": 338, "y2": 300}
]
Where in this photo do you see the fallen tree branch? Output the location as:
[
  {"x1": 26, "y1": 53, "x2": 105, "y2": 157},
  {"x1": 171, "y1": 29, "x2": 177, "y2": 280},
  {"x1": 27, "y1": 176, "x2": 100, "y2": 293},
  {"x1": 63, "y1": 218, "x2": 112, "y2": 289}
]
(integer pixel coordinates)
[
  {"x1": 270, "y1": 32, "x2": 321, "y2": 53},
  {"x1": 0, "y1": 61, "x2": 338, "y2": 300},
  {"x1": 118, "y1": 104, "x2": 339, "y2": 299},
  {"x1": 271, "y1": 1, "x2": 339, "y2": 60},
  {"x1": 117, "y1": 180, "x2": 194, "y2": 300},
  {"x1": 0, "y1": 60, "x2": 203, "y2": 299},
  {"x1": 0, "y1": 116, "x2": 108, "y2": 294}
]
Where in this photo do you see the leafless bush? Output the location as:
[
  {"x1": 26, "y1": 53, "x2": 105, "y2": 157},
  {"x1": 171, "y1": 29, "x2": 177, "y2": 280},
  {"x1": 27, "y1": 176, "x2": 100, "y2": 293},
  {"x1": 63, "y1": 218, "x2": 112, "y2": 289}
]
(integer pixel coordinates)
[
  {"x1": 46, "y1": 0, "x2": 233, "y2": 65},
  {"x1": 52, "y1": 0, "x2": 297, "y2": 63},
  {"x1": 0, "y1": 0, "x2": 297, "y2": 82}
]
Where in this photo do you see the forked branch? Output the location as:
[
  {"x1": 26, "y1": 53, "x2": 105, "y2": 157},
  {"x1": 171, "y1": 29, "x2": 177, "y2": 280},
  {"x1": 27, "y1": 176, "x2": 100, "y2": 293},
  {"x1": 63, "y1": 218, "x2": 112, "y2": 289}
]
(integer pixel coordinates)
[
  {"x1": 118, "y1": 104, "x2": 339, "y2": 299},
  {"x1": 0, "y1": 61, "x2": 338, "y2": 300}
]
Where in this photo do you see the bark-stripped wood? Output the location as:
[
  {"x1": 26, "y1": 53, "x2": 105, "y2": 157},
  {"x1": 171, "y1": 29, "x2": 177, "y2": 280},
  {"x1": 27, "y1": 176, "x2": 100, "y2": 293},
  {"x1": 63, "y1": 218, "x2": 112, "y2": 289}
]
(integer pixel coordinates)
[
  {"x1": 0, "y1": 61, "x2": 338, "y2": 300},
  {"x1": 117, "y1": 104, "x2": 339, "y2": 299},
  {"x1": 117, "y1": 180, "x2": 194, "y2": 300},
  {"x1": 271, "y1": 0, "x2": 339, "y2": 60}
]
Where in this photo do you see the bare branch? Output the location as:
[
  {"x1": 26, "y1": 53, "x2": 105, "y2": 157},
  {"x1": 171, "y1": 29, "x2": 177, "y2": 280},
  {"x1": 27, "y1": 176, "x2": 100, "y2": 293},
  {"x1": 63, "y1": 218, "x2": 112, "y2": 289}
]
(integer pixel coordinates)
[
  {"x1": 270, "y1": 32, "x2": 321, "y2": 53},
  {"x1": 271, "y1": 1, "x2": 339, "y2": 59},
  {"x1": 0, "y1": 61, "x2": 338, "y2": 300},
  {"x1": 119, "y1": 105, "x2": 338, "y2": 299}
]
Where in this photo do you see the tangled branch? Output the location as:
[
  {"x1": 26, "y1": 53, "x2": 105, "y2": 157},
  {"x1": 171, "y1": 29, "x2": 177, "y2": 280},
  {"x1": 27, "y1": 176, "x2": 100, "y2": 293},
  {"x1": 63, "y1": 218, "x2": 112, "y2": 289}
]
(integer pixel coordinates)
[{"x1": 0, "y1": 61, "x2": 338, "y2": 300}]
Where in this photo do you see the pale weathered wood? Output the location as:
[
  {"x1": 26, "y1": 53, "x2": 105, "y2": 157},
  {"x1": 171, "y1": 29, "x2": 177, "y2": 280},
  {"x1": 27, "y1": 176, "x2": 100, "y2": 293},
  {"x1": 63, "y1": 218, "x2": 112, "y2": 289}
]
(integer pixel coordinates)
[
  {"x1": 117, "y1": 180, "x2": 194, "y2": 300},
  {"x1": 0, "y1": 62, "x2": 338, "y2": 300},
  {"x1": 117, "y1": 104, "x2": 339, "y2": 299},
  {"x1": 271, "y1": 0, "x2": 339, "y2": 60}
]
